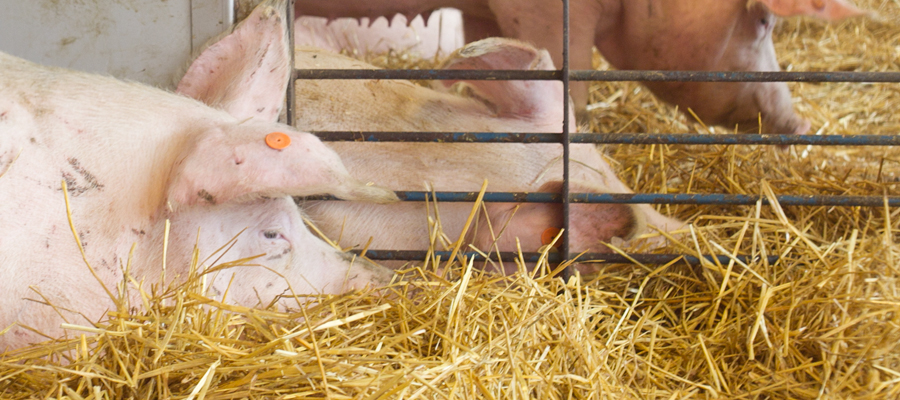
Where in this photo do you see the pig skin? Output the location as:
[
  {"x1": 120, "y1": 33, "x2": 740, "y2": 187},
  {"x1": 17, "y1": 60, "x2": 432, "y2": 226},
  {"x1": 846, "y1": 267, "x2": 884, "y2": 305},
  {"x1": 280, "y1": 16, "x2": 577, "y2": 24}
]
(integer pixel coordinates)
[
  {"x1": 291, "y1": 42, "x2": 684, "y2": 273},
  {"x1": 293, "y1": 0, "x2": 866, "y2": 133},
  {"x1": 178, "y1": 2, "x2": 684, "y2": 276},
  {"x1": 0, "y1": 11, "x2": 397, "y2": 352}
]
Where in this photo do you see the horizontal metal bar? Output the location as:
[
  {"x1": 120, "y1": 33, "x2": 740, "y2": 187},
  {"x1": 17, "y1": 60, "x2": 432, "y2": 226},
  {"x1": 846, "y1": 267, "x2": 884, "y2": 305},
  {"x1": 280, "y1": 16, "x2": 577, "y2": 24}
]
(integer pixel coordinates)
[
  {"x1": 312, "y1": 132, "x2": 900, "y2": 146},
  {"x1": 353, "y1": 250, "x2": 780, "y2": 266},
  {"x1": 294, "y1": 69, "x2": 900, "y2": 83},
  {"x1": 295, "y1": 69, "x2": 560, "y2": 80},
  {"x1": 299, "y1": 193, "x2": 900, "y2": 207},
  {"x1": 570, "y1": 70, "x2": 900, "y2": 83}
]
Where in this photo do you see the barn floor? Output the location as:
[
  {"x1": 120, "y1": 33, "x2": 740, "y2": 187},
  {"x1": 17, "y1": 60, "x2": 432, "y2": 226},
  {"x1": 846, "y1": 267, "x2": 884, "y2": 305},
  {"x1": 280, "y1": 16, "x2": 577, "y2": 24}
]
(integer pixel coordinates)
[{"x1": 1, "y1": 0, "x2": 898, "y2": 398}]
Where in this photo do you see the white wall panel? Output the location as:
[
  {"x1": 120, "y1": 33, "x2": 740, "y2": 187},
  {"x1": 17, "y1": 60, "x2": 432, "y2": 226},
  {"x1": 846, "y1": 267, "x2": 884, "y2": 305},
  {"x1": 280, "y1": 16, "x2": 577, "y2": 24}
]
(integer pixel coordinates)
[{"x1": 0, "y1": 0, "x2": 233, "y2": 89}]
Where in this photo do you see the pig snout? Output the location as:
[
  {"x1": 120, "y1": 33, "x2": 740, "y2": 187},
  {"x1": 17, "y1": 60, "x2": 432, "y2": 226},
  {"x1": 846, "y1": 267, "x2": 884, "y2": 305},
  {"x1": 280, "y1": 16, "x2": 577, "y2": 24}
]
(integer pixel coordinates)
[
  {"x1": 729, "y1": 37, "x2": 810, "y2": 136},
  {"x1": 725, "y1": 79, "x2": 811, "y2": 136},
  {"x1": 754, "y1": 82, "x2": 812, "y2": 136},
  {"x1": 646, "y1": 80, "x2": 810, "y2": 135}
]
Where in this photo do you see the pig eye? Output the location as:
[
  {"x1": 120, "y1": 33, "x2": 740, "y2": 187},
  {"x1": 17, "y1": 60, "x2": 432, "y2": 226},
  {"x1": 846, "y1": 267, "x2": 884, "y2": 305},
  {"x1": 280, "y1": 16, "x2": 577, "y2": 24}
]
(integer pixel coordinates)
[
  {"x1": 759, "y1": 17, "x2": 768, "y2": 26},
  {"x1": 263, "y1": 230, "x2": 281, "y2": 240}
]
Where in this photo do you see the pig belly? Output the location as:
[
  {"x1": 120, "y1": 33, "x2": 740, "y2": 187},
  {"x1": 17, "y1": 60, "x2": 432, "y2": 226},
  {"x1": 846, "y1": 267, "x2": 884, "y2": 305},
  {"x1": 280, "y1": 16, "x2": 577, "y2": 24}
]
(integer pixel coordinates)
[
  {"x1": 0, "y1": 104, "x2": 120, "y2": 349},
  {"x1": 0, "y1": 176, "x2": 118, "y2": 349}
]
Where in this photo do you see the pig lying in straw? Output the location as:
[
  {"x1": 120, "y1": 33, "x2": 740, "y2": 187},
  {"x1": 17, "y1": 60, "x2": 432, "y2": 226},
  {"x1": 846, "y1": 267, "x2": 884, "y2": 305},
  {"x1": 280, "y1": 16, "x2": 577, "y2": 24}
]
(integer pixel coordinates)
[
  {"x1": 0, "y1": 3, "x2": 396, "y2": 351},
  {"x1": 293, "y1": 0, "x2": 868, "y2": 133},
  {"x1": 177, "y1": 0, "x2": 684, "y2": 274}
]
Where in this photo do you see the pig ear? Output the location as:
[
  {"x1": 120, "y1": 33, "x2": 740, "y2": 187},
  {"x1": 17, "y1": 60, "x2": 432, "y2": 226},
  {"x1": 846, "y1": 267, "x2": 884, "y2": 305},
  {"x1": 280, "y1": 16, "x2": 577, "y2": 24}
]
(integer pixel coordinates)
[
  {"x1": 177, "y1": 0, "x2": 291, "y2": 123},
  {"x1": 437, "y1": 38, "x2": 565, "y2": 123},
  {"x1": 471, "y1": 181, "x2": 644, "y2": 253},
  {"x1": 166, "y1": 128, "x2": 398, "y2": 209},
  {"x1": 754, "y1": 0, "x2": 868, "y2": 20}
]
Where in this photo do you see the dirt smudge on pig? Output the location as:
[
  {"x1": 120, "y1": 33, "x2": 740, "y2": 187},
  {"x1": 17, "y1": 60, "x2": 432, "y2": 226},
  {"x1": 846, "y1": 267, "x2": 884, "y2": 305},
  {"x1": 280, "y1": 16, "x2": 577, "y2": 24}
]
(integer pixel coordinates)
[
  {"x1": 198, "y1": 189, "x2": 216, "y2": 204},
  {"x1": 60, "y1": 157, "x2": 104, "y2": 196}
]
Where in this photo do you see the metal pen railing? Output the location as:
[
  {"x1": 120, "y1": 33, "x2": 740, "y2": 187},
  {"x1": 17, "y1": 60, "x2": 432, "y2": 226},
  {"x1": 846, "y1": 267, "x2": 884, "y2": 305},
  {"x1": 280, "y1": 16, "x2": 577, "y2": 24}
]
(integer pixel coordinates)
[{"x1": 287, "y1": 0, "x2": 897, "y2": 273}]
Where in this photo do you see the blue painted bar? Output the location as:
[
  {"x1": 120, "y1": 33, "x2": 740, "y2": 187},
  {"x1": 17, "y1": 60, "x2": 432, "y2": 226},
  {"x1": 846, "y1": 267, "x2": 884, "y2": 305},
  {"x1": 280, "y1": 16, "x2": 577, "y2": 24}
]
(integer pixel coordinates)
[
  {"x1": 570, "y1": 70, "x2": 900, "y2": 83},
  {"x1": 294, "y1": 69, "x2": 900, "y2": 83},
  {"x1": 299, "y1": 192, "x2": 900, "y2": 207},
  {"x1": 312, "y1": 132, "x2": 900, "y2": 146},
  {"x1": 352, "y1": 250, "x2": 781, "y2": 266}
]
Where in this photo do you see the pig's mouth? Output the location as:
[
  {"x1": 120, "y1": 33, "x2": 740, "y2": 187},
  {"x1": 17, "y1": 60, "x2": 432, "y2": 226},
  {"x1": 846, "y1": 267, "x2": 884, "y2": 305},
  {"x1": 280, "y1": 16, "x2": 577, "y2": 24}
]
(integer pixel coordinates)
[
  {"x1": 713, "y1": 94, "x2": 810, "y2": 136},
  {"x1": 339, "y1": 252, "x2": 395, "y2": 288}
]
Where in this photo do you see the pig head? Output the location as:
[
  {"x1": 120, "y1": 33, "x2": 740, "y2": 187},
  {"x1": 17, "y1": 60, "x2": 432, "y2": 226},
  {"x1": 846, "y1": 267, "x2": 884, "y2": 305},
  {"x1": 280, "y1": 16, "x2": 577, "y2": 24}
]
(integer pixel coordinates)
[
  {"x1": 0, "y1": 1, "x2": 396, "y2": 351},
  {"x1": 179, "y1": 3, "x2": 683, "y2": 274},
  {"x1": 294, "y1": 0, "x2": 867, "y2": 133}
]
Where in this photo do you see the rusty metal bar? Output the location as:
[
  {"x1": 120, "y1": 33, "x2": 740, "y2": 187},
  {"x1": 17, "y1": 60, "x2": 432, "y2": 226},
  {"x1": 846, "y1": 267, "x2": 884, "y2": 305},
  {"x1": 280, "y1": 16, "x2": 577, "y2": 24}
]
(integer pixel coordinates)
[
  {"x1": 311, "y1": 131, "x2": 900, "y2": 146},
  {"x1": 352, "y1": 250, "x2": 781, "y2": 265},
  {"x1": 559, "y1": 0, "x2": 573, "y2": 280},
  {"x1": 294, "y1": 69, "x2": 560, "y2": 80},
  {"x1": 293, "y1": 69, "x2": 900, "y2": 83},
  {"x1": 284, "y1": 0, "x2": 295, "y2": 126},
  {"x1": 299, "y1": 192, "x2": 900, "y2": 207}
]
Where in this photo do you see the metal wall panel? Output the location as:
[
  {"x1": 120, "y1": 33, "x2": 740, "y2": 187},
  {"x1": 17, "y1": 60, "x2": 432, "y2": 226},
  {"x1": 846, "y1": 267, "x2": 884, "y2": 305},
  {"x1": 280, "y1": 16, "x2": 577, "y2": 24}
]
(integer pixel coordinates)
[{"x1": 0, "y1": 0, "x2": 233, "y2": 88}]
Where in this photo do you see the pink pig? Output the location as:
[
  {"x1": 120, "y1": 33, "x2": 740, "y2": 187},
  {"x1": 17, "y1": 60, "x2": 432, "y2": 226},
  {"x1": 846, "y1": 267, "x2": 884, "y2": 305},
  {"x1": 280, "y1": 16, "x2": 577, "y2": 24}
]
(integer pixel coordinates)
[
  {"x1": 294, "y1": 0, "x2": 867, "y2": 133},
  {"x1": 0, "y1": 2, "x2": 396, "y2": 351},
  {"x1": 179, "y1": 1, "x2": 683, "y2": 273}
]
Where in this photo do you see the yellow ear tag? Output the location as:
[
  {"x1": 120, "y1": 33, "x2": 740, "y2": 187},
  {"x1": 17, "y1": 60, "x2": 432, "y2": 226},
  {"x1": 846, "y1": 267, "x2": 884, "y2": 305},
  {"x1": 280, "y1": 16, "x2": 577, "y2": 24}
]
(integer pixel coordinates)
[{"x1": 265, "y1": 132, "x2": 291, "y2": 149}]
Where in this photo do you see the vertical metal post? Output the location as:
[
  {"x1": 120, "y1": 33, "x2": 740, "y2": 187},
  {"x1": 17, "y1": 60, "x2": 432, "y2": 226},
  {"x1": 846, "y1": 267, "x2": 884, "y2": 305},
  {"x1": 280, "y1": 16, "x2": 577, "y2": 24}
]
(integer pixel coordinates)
[
  {"x1": 285, "y1": 0, "x2": 296, "y2": 126},
  {"x1": 559, "y1": 0, "x2": 573, "y2": 282}
]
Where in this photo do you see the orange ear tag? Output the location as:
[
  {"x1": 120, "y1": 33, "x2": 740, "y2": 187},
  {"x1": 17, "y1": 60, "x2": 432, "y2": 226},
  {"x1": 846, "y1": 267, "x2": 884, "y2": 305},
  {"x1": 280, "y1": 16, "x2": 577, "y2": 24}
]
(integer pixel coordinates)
[
  {"x1": 541, "y1": 227, "x2": 562, "y2": 248},
  {"x1": 265, "y1": 132, "x2": 291, "y2": 149}
]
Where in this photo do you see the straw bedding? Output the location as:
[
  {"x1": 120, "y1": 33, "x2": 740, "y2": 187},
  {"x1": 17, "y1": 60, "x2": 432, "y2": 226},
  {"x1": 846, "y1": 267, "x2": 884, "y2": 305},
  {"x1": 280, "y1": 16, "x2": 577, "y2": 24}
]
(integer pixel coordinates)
[{"x1": 2, "y1": 1, "x2": 898, "y2": 398}]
